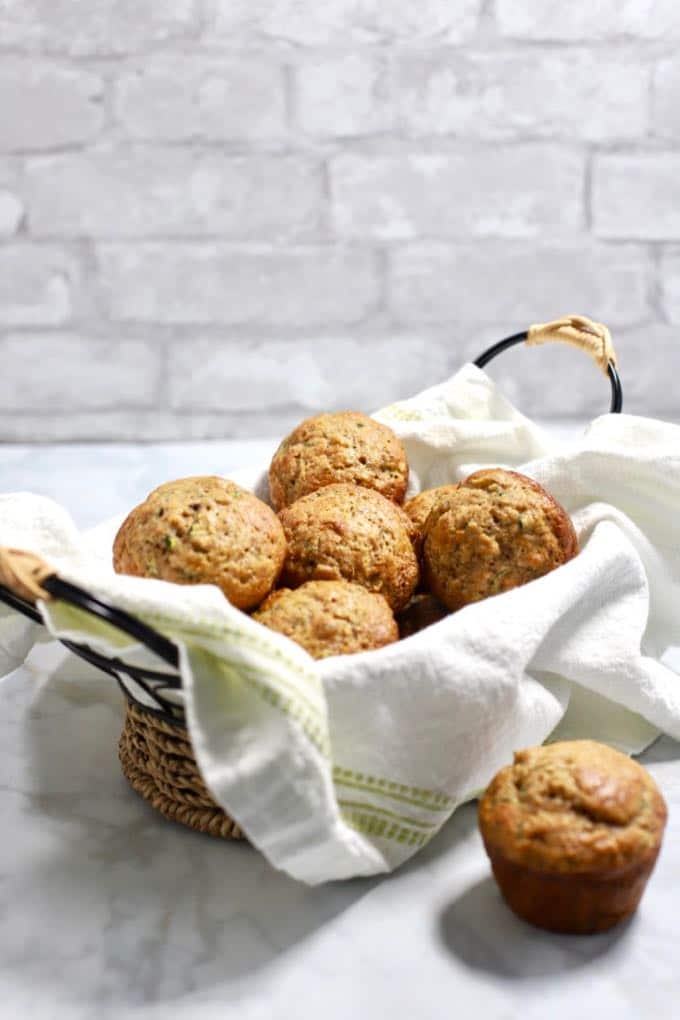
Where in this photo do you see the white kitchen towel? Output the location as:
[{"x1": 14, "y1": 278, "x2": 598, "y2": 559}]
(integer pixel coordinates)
[{"x1": 1, "y1": 363, "x2": 679, "y2": 884}]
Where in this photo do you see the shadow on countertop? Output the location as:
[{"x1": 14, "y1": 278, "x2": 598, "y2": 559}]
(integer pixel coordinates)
[
  {"x1": 639, "y1": 734, "x2": 680, "y2": 764},
  {"x1": 8, "y1": 651, "x2": 380, "y2": 1011},
  {"x1": 8, "y1": 643, "x2": 673, "y2": 1011},
  {"x1": 438, "y1": 876, "x2": 635, "y2": 980}
]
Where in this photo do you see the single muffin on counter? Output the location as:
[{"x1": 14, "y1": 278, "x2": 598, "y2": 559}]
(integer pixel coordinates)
[
  {"x1": 278, "y1": 483, "x2": 419, "y2": 612},
  {"x1": 269, "y1": 411, "x2": 409, "y2": 511},
  {"x1": 478, "y1": 740, "x2": 667, "y2": 934},
  {"x1": 254, "y1": 580, "x2": 398, "y2": 659},
  {"x1": 113, "y1": 476, "x2": 286, "y2": 611},
  {"x1": 423, "y1": 468, "x2": 578, "y2": 611}
]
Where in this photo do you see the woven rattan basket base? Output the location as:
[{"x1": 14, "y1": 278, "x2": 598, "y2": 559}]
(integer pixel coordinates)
[{"x1": 118, "y1": 701, "x2": 245, "y2": 840}]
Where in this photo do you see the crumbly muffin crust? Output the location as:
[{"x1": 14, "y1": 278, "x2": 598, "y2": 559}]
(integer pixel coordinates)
[
  {"x1": 423, "y1": 468, "x2": 578, "y2": 611},
  {"x1": 404, "y1": 485, "x2": 459, "y2": 556},
  {"x1": 268, "y1": 411, "x2": 409, "y2": 511},
  {"x1": 479, "y1": 741, "x2": 667, "y2": 875},
  {"x1": 396, "y1": 593, "x2": 449, "y2": 639},
  {"x1": 253, "y1": 580, "x2": 398, "y2": 659},
  {"x1": 113, "y1": 476, "x2": 286, "y2": 610},
  {"x1": 278, "y1": 483, "x2": 419, "y2": 612}
]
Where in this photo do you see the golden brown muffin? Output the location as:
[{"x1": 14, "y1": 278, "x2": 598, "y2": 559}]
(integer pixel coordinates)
[
  {"x1": 278, "y1": 483, "x2": 419, "y2": 612},
  {"x1": 113, "y1": 476, "x2": 286, "y2": 611},
  {"x1": 396, "y1": 593, "x2": 449, "y2": 639},
  {"x1": 268, "y1": 411, "x2": 409, "y2": 511},
  {"x1": 404, "y1": 484, "x2": 459, "y2": 556},
  {"x1": 423, "y1": 468, "x2": 578, "y2": 611},
  {"x1": 253, "y1": 580, "x2": 398, "y2": 659},
  {"x1": 479, "y1": 741, "x2": 667, "y2": 934}
]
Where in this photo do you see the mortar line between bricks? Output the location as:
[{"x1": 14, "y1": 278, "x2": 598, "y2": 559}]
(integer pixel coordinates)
[
  {"x1": 11, "y1": 142, "x2": 680, "y2": 164},
  {"x1": 464, "y1": 37, "x2": 680, "y2": 53},
  {"x1": 11, "y1": 39, "x2": 676, "y2": 58},
  {"x1": 15, "y1": 237, "x2": 359, "y2": 247},
  {"x1": 20, "y1": 140, "x2": 652, "y2": 157},
  {"x1": 14, "y1": 140, "x2": 680, "y2": 167},
  {"x1": 2, "y1": 36, "x2": 680, "y2": 64},
  {"x1": 1, "y1": 321, "x2": 659, "y2": 342},
  {"x1": 22, "y1": 233, "x2": 608, "y2": 246},
  {"x1": 14, "y1": 140, "x2": 298, "y2": 158},
  {"x1": 0, "y1": 322, "x2": 674, "y2": 340},
  {"x1": 1, "y1": 236, "x2": 668, "y2": 249},
  {"x1": 1, "y1": 404, "x2": 167, "y2": 417}
]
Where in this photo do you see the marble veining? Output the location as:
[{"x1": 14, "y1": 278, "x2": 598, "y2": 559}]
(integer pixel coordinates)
[{"x1": 0, "y1": 440, "x2": 678, "y2": 1019}]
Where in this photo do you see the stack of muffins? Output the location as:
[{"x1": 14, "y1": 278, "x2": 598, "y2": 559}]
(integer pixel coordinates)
[
  {"x1": 112, "y1": 410, "x2": 667, "y2": 932},
  {"x1": 113, "y1": 410, "x2": 579, "y2": 660}
]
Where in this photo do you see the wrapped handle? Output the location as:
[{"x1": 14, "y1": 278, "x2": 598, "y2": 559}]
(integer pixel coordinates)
[
  {"x1": 526, "y1": 315, "x2": 616, "y2": 376},
  {"x1": 0, "y1": 546, "x2": 55, "y2": 603},
  {"x1": 0, "y1": 545, "x2": 178, "y2": 669},
  {"x1": 475, "y1": 314, "x2": 623, "y2": 414}
]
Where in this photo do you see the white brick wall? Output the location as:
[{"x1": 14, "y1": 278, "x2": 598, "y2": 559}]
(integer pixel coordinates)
[
  {"x1": 97, "y1": 245, "x2": 380, "y2": 324},
  {"x1": 660, "y1": 250, "x2": 680, "y2": 322},
  {"x1": 0, "y1": 0, "x2": 199, "y2": 55},
  {"x1": 0, "y1": 334, "x2": 160, "y2": 411},
  {"x1": 330, "y1": 148, "x2": 584, "y2": 238},
  {"x1": 495, "y1": 1, "x2": 680, "y2": 41},
  {"x1": 24, "y1": 150, "x2": 323, "y2": 238},
  {"x1": 296, "y1": 53, "x2": 649, "y2": 141},
  {"x1": 166, "y1": 336, "x2": 453, "y2": 413},
  {"x1": 0, "y1": 1, "x2": 678, "y2": 440},
  {"x1": 593, "y1": 155, "x2": 680, "y2": 240},
  {"x1": 0, "y1": 245, "x2": 85, "y2": 324},
  {"x1": 208, "y1": 0, "x2": 481, "y2": 46},
  {"x1": 387, "y1": 244, "x2": 651, "y2": 327},
  {"x1": 114, "y1": 57, "x2": 287, "y2": 142},
  {"x1": 654, "y1": 59, "x2": 680, "y2": 139},
  {"x1": 0, "y1": 160, "x2": 24, "y2": 237},
  {"x1": 0, "y1": 61, "x2": 105, "y2": 151}
]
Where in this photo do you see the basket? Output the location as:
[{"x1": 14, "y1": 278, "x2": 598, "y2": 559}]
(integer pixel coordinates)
[{"x1": 0, "y1": 317, "x2": 623, "y2": 842}]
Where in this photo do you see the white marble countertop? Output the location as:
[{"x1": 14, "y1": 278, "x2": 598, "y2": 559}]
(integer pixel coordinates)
[{"x1": 1, "y1": 439, "x2": 679, "y2": 1020}]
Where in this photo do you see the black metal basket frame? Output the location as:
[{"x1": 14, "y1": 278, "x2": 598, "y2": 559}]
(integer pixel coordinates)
[{"x1": 0, "y1": 331, "x2": 623, "y2": 728}]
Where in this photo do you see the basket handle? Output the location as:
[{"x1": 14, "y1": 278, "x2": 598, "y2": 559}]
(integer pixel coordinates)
[
  {"x1": 474, "y1": 314, "x2": 623, "y2": 414},
  {"x1": 0, "y1": 546, "x2": 178, "y2": 668},
  {"x1": 0, "y1": 546, "x2": 54, "y2": 603}
]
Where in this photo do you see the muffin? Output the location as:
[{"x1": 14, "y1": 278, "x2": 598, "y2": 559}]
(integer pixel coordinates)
[
  {"x1": 113, "y1": 476, "x2": 286, "y2": 610},
  {"x1": 396, "y1": 593, "x2": 449, "y2": 639},
  {"x1": 423, "y1": 468, "x2": 578, "y2": 611},
  {"x1": 253, "y1": 580, "x2": 398, "y2": 659},
  {"x1": 268, "y1": 411, "x2": 409, "y2": 511},
  {"x1": 278, "y1": 483, "x2": 419, "y2": 612},
  {"x1": 478, "y1": 741, "x2": 667, "y2": 934},
  {"x1": 404, "y1": 484, "x2": 459, "y2": 556}
]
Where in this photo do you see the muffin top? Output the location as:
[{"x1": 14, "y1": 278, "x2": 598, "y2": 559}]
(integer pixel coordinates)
[
  {"x1": 479, "y1": 741, "x2": 667, "y2": 875},
  {"x1": 268, "y1": 411, "x2": 409, "y2": 511},
  {"x1": 423, "y1": 468, "x2": 578, "y2": 611},
  {"x1": 404, "y1": 484, "x2": 459, "y2": 556},
  {"x1": 113, "y1": 475, "x2": 286, "y2": 611},
  {"x1": 278, "y1": 483, "x2": 419, "y2": 612},
  {"x1": 253, "y1": 580, "x2": 398, "y2": 660}
]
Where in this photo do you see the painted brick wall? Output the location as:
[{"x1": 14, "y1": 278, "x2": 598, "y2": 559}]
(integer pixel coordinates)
[{"x1": 1, "y1": 0, "x2": 678, "y2": 440}]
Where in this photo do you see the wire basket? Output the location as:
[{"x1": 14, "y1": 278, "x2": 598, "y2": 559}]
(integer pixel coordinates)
[{"x1": 0, "y1": 319, "x2": 623, "y2": 841}]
